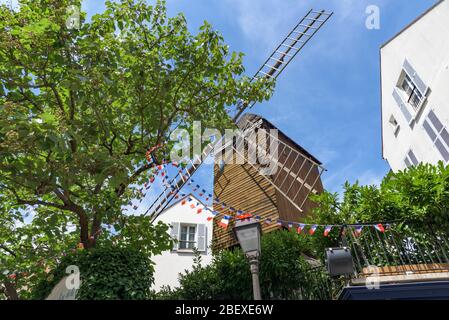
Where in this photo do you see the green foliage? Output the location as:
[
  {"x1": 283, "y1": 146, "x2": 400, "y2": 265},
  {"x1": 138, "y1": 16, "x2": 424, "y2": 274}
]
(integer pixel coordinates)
[
  {"x1": 311, "y1": 162, "x2": 449, "y2": 228},
  {"x1": 0, "y1": 0, "x2": 272, "y2": 248},
  {"x1": 0, "y1": 0, "x2": 271, "y2": 298},
  {"x1": 32, "y1": 246, "x2": 154, "y2": 300},
  {"x1": 159, "y1": 230, "x2": 327, "y2": 300}
]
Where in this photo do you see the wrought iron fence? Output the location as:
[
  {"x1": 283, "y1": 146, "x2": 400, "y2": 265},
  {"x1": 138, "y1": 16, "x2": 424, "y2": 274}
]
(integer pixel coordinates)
[
  {"x1": 297, "y1": 221, "x2": 449, "y2": 300},
  {"x1": 339, "y1": 221, "x2": 449, "y2": 276}
]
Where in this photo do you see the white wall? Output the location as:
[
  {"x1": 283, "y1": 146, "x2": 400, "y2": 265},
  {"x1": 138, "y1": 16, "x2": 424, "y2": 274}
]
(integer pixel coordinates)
[
  {"x1": 151, "y1": 195, "x2": 213, "y2": 291},
  {"x1": 381, "y1": 0, "x2": 449, "y2": 171}
]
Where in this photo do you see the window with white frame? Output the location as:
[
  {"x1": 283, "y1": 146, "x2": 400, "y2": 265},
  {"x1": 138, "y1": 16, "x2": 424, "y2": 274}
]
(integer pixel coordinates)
[
  {"x1": 399, "y1": 73, "x2": 424, "y2": 111},
  {"x1": 404, "y1": 149, "x2": 419, "y2": 168},
  {"x1": 392, "y1": 59, "x2": 429, "y2": 127},
  {"x1": 179, "y1": 224, "x2": 196, "y2": 250},
  {"x1": 170, "y1": 222, "x2": 207, "y2": 252},
  {"x1": 423, "y1": 110, "x2": 449, "y2": 162}
]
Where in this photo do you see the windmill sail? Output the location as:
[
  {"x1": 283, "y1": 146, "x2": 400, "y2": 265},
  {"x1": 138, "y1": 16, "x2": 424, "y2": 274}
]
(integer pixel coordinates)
[{"x1": 144, "y1": 9, "x2": 333, "y2": 222}]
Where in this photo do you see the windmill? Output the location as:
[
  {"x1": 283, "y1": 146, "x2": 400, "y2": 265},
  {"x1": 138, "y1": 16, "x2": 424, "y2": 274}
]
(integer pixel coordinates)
[{"x1": 143, "y1": 9, "x2": 333, "y2": 238}]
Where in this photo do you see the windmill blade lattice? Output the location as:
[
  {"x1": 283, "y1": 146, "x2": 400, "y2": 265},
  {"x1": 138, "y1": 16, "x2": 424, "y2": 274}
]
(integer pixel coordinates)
[{"x1": 144, "y1": 9, "x2": 333, "y2": 222}]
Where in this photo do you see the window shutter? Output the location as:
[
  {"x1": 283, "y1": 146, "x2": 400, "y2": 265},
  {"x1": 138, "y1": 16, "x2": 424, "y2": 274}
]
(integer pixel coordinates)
[
  {"x1": 170, "y1": 222, "x2": 180, "y2": 251},
  {"x1": 403, "y1": 59, "x2": 428, "y2": 95},
  {"x1": 392, "y1": 89, "x2": 412, "y2": 124},
  {"x1": 197, "y1": 224, "x2": 207, "y2": 252}
]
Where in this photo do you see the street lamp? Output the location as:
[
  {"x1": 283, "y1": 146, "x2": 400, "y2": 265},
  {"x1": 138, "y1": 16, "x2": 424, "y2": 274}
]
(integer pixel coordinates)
[{"x1": 233, "y1": 219, "x2": 262, "y2": 300}]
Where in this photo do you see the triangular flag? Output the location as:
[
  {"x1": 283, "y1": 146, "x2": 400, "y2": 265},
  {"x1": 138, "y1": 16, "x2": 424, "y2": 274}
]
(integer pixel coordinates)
[
  {"x1": 207, "y1": 216, "x2": 213, "y2": 221},
  {"x1": 276, "y1": 220, "x2": 283, "y2": 226},
  {"x1": 219, "y1": 216, "x2": 231, "y2": 229},
  {"x1": 190, "y1": 204, "x2": 195, "y2": 209},
  {"x1": 297, "y1": 223, "x2": 305, "y2": 234},
  {"x1": 354, "y1": 226, "x2": 363, "y2": 237},
  {"x1": 324, "y1": 225, "x2": 333, "y2": 237},
  {"x1": 265, "y1": 218, "x2": 272, "y2": 225},
  {"x1": 309, "y1": 225, "x2": 317, "y2": 235},
  {"x1": 197, "y1": 208, "x2": 203, "y2": 214},
  {"x1": 181, "y1": 200, "x2": 187, "y2": 206},
  {"x1": 374, "y1": 224, "x2": 385, "y2": 233}
]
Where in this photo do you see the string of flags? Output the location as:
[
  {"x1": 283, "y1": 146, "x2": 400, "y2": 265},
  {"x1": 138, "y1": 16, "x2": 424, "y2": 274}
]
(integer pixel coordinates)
[{"x1": 127, "y1": 158, "x2": 390, "y2": 238}]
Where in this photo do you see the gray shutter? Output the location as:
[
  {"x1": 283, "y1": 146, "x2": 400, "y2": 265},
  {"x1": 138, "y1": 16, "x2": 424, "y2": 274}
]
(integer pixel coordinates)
[
  {"x1": 170, "y1": 222, "x2": 180, "y2": 251},
  {"x1": 392, "y1": 89, "x2": 412, "y2": 124},
  {"x1": 403, "y1": 59, "x2": 428, "y2": 95},
  {"x1": 197, "y1": 224, "x2": 206, "y2": 252}
]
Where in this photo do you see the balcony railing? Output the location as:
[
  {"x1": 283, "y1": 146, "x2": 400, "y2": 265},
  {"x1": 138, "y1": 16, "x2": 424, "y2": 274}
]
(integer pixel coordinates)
[{"x1": 298, "y1": 221, "x2": 449, "y2": 300}]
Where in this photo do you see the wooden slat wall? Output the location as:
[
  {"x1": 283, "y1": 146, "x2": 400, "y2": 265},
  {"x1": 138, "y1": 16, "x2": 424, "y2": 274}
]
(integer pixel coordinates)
[
  {"x1": 212, "y1": 115, "x2": 324, "y2": 251},
  {"x1": 212, "y1": 163, "x2": 281, "y2": 251}
]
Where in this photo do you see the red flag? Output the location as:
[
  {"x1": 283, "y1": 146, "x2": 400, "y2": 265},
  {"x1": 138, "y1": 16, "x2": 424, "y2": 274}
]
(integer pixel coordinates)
[
  {"x1": 181, "y1": 200, "x2": 187, "y2": 205},
  {"x1": 309, "y1": 225, "x2": 317, "y2": 235},
  {"x1": 197, "y1": 208, "x2": 203, "y2": 214},
  {"x1": 190, "y1": 204, "x2": 195, "y2": 209},
  {"x1": 207, "y1": 217, "x2": 213, "y2": 221},
  {"x1": 324, "y1": 225, "x2": 333, "y2": 237},
  {"x1": 374, "y1": 224, "x2": 385, "y2": 233},
  {"x1": 297, "y1": 224, "x2": 305, "y2": 234}
]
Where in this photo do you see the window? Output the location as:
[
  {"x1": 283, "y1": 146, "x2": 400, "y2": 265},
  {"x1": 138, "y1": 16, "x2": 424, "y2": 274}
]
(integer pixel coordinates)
[
  {"x1": 388, "y1": 115, "x2": 400, "y2": 136},
  {"x1": 170, "y1": 222, "x2": 206, "y2": 252},
  {"x1": 404, "y1": 149, "x2": 419, "y2": 168},
  {"x1": 179, "y1": 224, "x2": 196, "y2": 250},
  {"x1": 400, "y1": 74, "x2": 424, "y2": 111},
  {"x1": 393, "y1": 59, "x2": 429, "y2": 126},
  {"x1": 423, "y1": 110, "x2": 449, "y2": 162}
]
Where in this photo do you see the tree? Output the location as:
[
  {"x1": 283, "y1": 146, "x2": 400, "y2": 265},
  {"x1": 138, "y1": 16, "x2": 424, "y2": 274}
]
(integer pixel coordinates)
[
  {"x1": 310, "y1": 162, "x2": 449, "y2": 227},
  {"x1": 0, "y1": 0, "x2": 271, "y2": 247},
  {"x1": 0, "y1": 197, "x2": 78, "y2": 300},
  {"x1": 0, "y1": 0, "x2": 272, "y2": 299}
]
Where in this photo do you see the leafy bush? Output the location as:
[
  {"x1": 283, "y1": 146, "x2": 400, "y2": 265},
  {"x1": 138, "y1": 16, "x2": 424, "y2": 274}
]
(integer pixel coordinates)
[
  {"x1": 161, "y1": 230, "x2": 327, "y2": 300},
  {"x1": 32, "y1": 246, "x2": 154, "y2": 300}
]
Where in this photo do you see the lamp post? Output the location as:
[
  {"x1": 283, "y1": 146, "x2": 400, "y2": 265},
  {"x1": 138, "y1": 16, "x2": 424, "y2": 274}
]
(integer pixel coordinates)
[{"x1": 233, "y1": 219, "x2": 262, "y2": 300}]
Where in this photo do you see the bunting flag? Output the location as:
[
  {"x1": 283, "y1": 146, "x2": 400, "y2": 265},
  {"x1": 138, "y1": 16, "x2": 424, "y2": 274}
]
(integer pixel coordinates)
[
  {"x1": 219, "y1": 216, "x2": 231, "y2": 229},
  {"x1": 324, "y1": 225, "x2": 333, "y2": 237},
  {"x1": 374, "y1": 224, "x2": 385, "y2": 233},
  {"x1": 354, "y1": 225, "x2": 363, "y2": 237},
  {"x1": 132, "y1": 164, "x2": 394, "y2": 238}
]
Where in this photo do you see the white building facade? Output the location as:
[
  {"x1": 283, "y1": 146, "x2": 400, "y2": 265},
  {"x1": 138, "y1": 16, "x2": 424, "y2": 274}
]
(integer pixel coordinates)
[
  {"x1": 151, "y1": 194, "x2": 213, "y2": 290},
  {"x1": 380, "y1": 0, "x2": 449, "y2": 171}
]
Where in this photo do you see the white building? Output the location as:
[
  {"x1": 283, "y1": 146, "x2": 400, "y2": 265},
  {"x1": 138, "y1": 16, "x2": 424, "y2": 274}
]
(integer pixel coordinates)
[
  {"x1": 380, "y1": 0, "x2": 449, "y2": 171},
  {"x1": 151, "y1": 194, "x2": 213, "y2": 290}
]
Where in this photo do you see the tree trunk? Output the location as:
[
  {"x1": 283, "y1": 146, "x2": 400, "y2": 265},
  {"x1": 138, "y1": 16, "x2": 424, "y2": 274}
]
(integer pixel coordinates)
[{"x1": 3, "y1": 280, "x2": 19, "y2": 300}]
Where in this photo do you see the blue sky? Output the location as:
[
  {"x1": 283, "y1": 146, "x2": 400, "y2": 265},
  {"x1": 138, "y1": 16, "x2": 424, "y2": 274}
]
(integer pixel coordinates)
[
  {"x1": 2, "y1": 0, "x2": 439, "y2": 215},
  {"x1": 82, "y1": 0, "x2": 441, "y2": 206}
]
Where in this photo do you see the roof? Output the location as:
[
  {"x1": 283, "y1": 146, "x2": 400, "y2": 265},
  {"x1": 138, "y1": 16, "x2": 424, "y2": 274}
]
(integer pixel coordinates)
[
  {"x1": 238, "y1": 113, "x2": 323, "y2": 165},
  {"x1": 380, "y1": 0, "x2": 445, "y2": 49},
  {"x1": 158, "y1": 193, "x2": 211, "y2": 215}
]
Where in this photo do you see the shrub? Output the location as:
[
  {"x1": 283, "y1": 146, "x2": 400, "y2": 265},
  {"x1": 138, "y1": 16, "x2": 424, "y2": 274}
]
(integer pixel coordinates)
[{"x1": 32, "y1": 246, "x2": 154, "y2": 300}]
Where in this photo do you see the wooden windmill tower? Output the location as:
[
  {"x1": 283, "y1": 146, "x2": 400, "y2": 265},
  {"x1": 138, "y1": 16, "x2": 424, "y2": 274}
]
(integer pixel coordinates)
[
  {"x1": 143, "y1": 9, "x2": 333, "y2": 248},
  {"x1": 212, "y1": 114, "x2": 325, "y2": 250}
]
